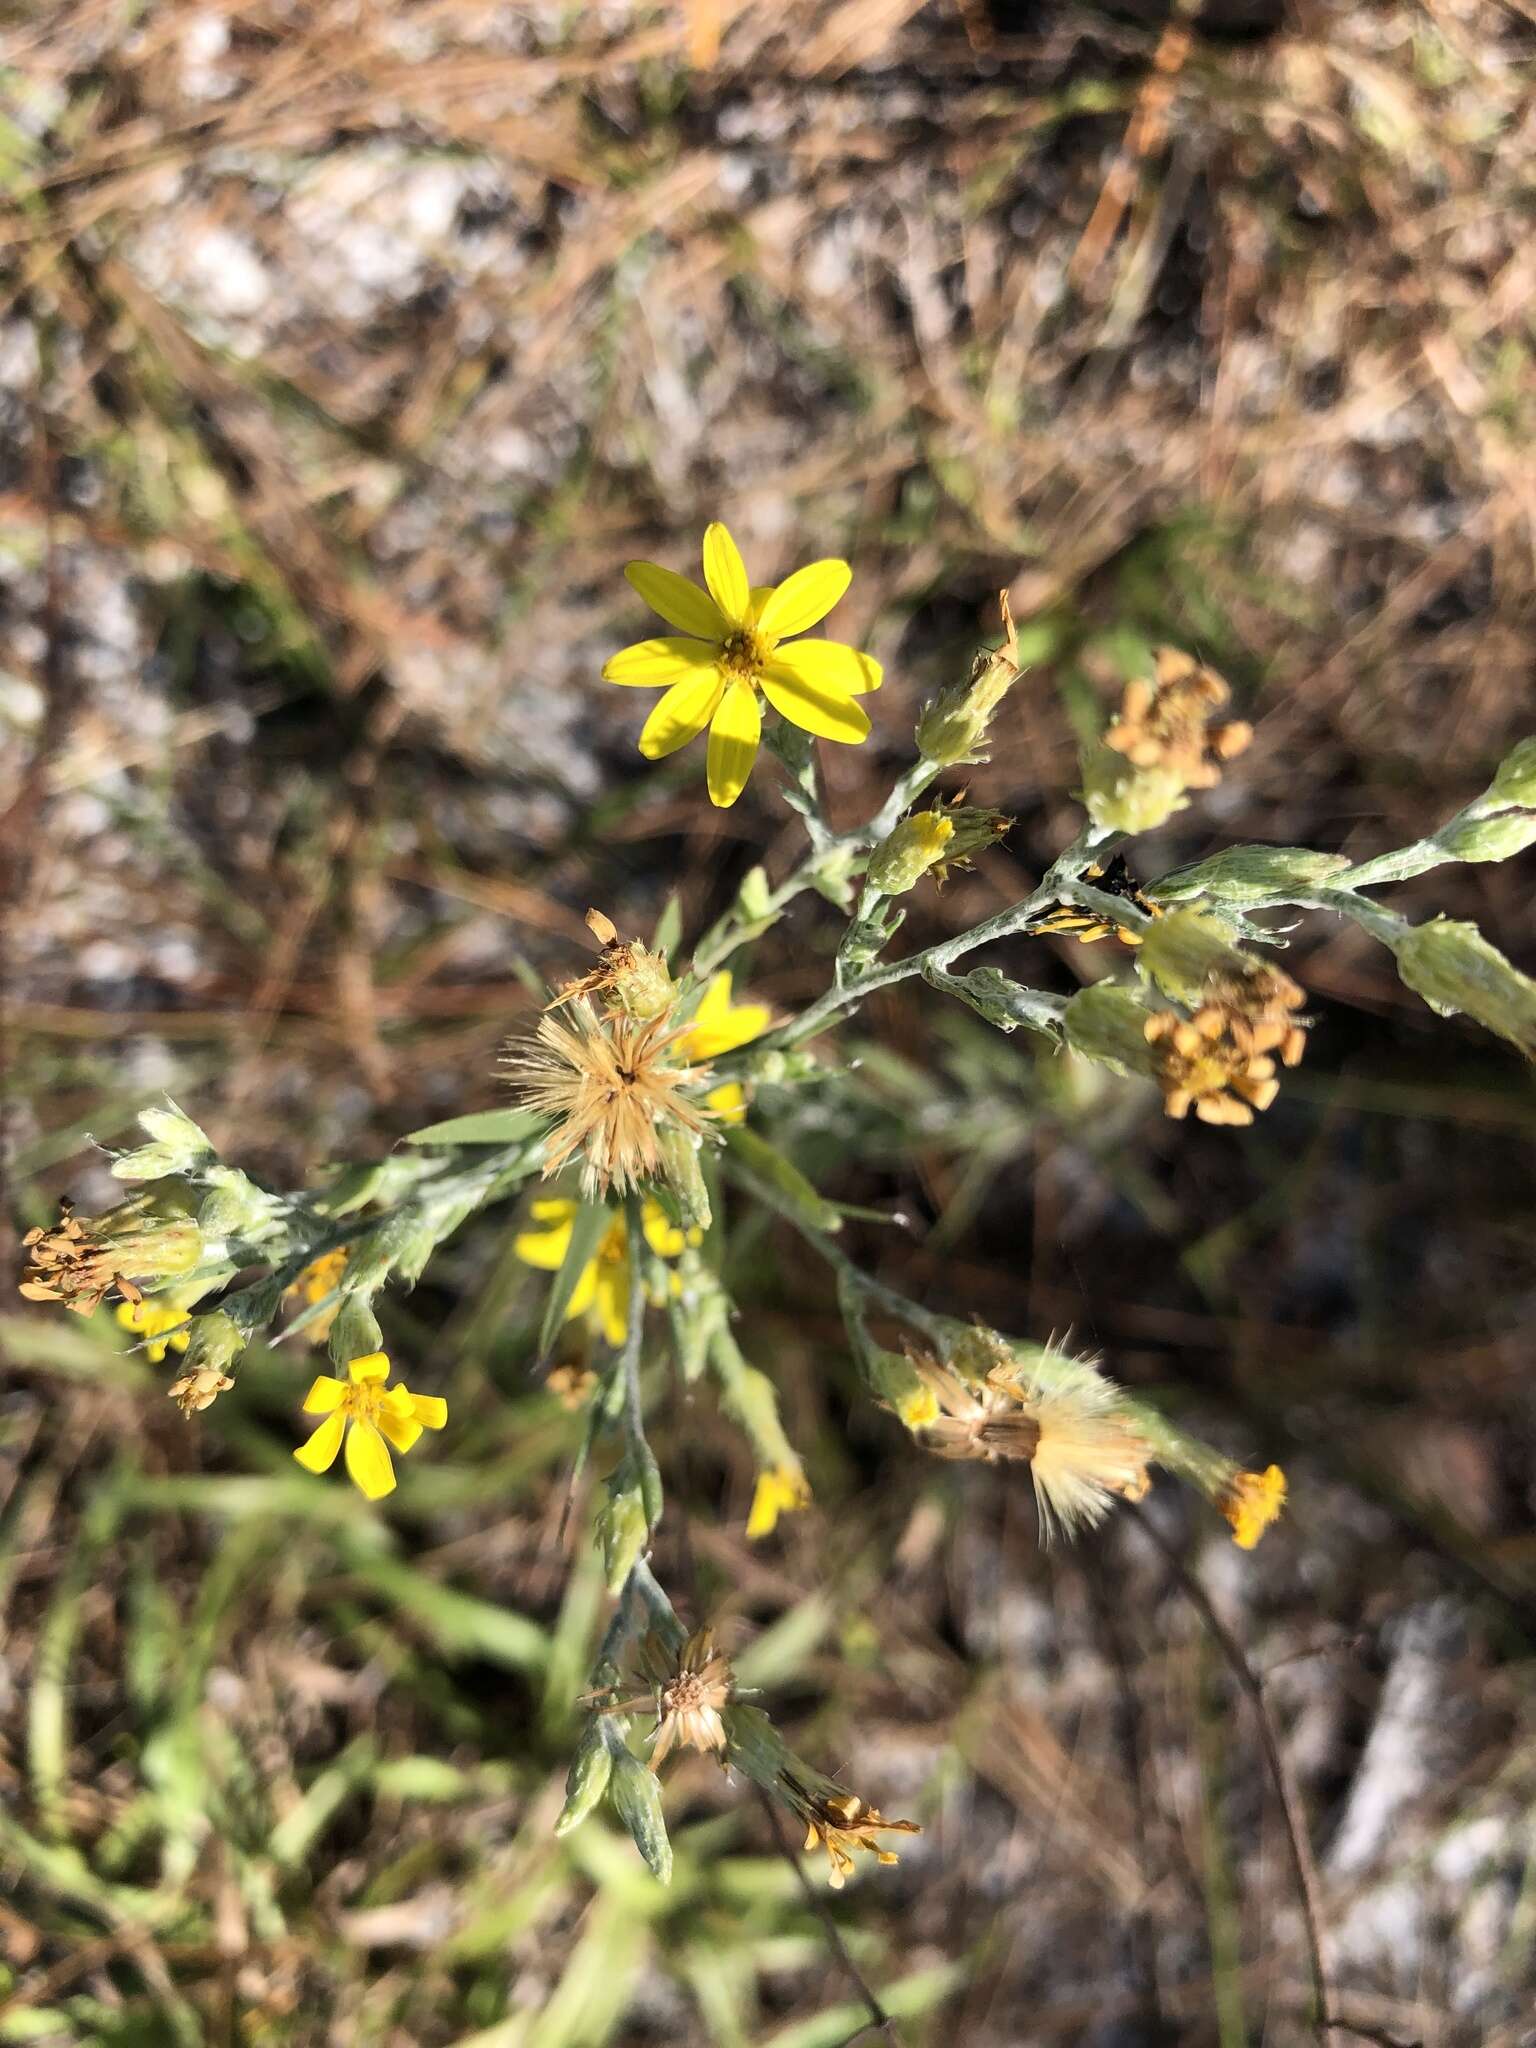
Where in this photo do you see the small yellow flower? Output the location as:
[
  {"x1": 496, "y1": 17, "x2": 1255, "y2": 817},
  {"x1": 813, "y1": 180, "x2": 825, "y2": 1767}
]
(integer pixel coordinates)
[
  {"x1": 603, "y1": 521, "x2": 881, "y2": 807},
  {"x1": 895, "y1": 1383, "x2": 941, "y2": 1431},
  {"x1": 679, "y1": 971, "x2": 772, "y2": 1124},
  {"x1": 1219, "y1": 1464, "x2": 1287, "y2": 1549},
  {"x1": 514, "y1": 1197, "x2": 696, "y2": 1348},
  {"x1": 285, "y1": 1246, "x2": 349, "y2": 1344},
  {"x1": 115, "y1": 1294, "x2": 195, "y2": 1364},
  {"x1": 746, "y1": 1463, "x2": 812, "y2": 1540},
  {"x1": 293, "y1": 1351, "x2": 447, "y2": 1502}
]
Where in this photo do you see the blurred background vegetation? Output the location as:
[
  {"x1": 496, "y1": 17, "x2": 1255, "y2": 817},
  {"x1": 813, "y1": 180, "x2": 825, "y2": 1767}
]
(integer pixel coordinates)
[{"x1": 1, "y1": 2, "x2": 1534, "y2": 2043}]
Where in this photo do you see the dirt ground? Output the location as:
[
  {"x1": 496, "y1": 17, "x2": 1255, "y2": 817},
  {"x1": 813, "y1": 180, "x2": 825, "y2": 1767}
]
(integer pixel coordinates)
[{"x1": 2, "y1": 4, "x2": 1535, "y2": 2044}]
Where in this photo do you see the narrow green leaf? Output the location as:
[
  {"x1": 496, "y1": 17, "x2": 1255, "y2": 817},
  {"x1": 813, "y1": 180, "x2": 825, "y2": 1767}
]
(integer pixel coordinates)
[
  {"x1": 721, "y1": 1125, "x2": 841, "y2": 1234},
  {"x1": 401, "y1": 1108, "x2": 546, "y2": 1147},
  {"x1": 651, "y1": 891, "x2": 683, "y2": 961},
  {"x1": 539, "y1": 1198, "x2": 610, "y2": 1360}
]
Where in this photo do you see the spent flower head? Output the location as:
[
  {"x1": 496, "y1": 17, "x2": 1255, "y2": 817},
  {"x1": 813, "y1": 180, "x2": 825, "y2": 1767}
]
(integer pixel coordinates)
[
  {"x1": 603, "y1": 521, "x2": 880, "y2": 807},
  {"x1": 1082, "y1": 648, "x2": 1251, "y2": 833},
  {"x1": 778, "y1": 1772, "x2": 922, "y2": 1889},
  {"x1": 595, "y1": 1626, "x2": 735, "y2": 1772},
  {"x1": 20, "y1": 1197, "x2": 202, "y2": 1316},
  {"x1": 506, "y1": 998, "x2": 716, "y2": 1202}
]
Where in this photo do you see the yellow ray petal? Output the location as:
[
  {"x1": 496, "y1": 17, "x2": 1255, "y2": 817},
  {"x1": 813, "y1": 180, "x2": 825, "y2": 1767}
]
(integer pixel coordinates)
[
  {"x1": 564, "y1": 1256, "x2": 600, "y2": 1321},
  {"x1": 755, "y1": 560, "x2": 851, "y2": 642},
  {"x1": 702, "y1": 522, "x2": 750, "y2": 626},
  {"x1": 302, "y1": 1374, "x2": 348, "y2": 1415},
  {"x1": 707, "y1": 679, "x2": 761, "y2": 807},
  {"x1": 760, "y1": 663, "x2": 871, "y2": 745},
  {"x1": 625, "y1": 561, "x2": 729, "y2": 640},
  {"x1": 767, "y1": 637, "x2": 882, "y2": 695},
  {"x1": 685, "y1": 972, "x2": 770, "y2": 1056},
  {"x1": 345, "y1": 1420, "x2": 397, "y2": 1500},
  {"x1": 602, "y1": 636, "x2": 720, "y2": 685},
  {"x1": 293, "y1": 1410, "x2": 346, "y2": 1474},
  {"x1": 638, "y1": 670, "x2": 724, "y2": 760},
  {"x1": 513, "y1": 1215, "x2": 575, "y2": 1269},
  {"x1": 706, "y1": 1080, "x2": 747, "y2": 1124},
  {"x1": 641, "y1": 1201, "x2": 688, "y2": 1258},
  {"x1": 408, "y1": 1392, "x2": 449, "y2": 1430},
  {"x1": 746, "y1": 584, "x2": 775, "y2": 623},
  {"x1": 595, "y1": 1259, "x2": 631, "y2": 1347},
  {"x1": 377, "y1": 1409, "x2": 423, "y2": 1454}
]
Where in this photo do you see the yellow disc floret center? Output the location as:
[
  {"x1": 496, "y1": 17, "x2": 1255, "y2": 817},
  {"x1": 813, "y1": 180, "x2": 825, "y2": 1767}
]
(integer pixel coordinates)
[{"x1": 720, "y1": 628, "x2": 768, "y2": 683}]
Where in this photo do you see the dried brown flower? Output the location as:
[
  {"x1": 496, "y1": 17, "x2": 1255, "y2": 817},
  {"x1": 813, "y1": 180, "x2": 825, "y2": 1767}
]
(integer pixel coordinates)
[
  {"x1": 1104, "y1": 647, "x2": 1252, "y2": 790},
  {"x1": 778, "y1": 1773, "x2": 922, "y2": 1889},
  {"x1": 910, "y1": 1351, "x2": 1153, "y2": 1539},
  {"x1": 505, "y1": 997, "x2": 714, "y2": 1200},
  {"x1": 167, "y1": 1367, "x2": 235, "y2": 1416},
  {"x1": 596, "y1": 1626, "x2": 734, "y2": 1772},
  {"x1": 1144, "y1": 1009, "x2": 1281, "y2": 1125},
  {"x1": 19, "y1": 1199, "x2": 201, "y2": 1316}
]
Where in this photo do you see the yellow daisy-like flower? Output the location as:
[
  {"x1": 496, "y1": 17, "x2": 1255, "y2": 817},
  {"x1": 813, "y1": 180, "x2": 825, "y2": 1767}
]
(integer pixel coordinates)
[
  {"x1": 679, "y1": 971, "x2": 772, "y2": 1124},
  {"x1": 603, "y1": 521, "x2": 882, "y2": 807},
  {"x1": 746, "y1": 1462, "x2": 812, "y2": 1540},
  {"x1": 115, "y1": 1293, "x2": 195, "y2": 1364},
  {"x1": 1218, "y1": 1464, "x2": 1287, "y2": 1549},
  {"x1": 293, "y1": 1351, "x2": 448, "y2": 1502},
  {"x1": 513, "y1": 1197, "x2": 696, "y2": 1348}
]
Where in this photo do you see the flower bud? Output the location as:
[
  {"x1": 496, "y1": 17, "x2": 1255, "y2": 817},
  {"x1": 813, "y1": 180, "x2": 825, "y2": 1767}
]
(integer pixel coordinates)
[
  {"x1": 109, "y1": 1100, "x2": 216, "y2": 1183},
  {"x1": 1079, "y1": 741, "x2": 1188, "y2": 834},
  {"x1": 735, "y1": 865, "x2": 774, "y2": 921},
  {"x1": 179, "y1": 1310, "x2": 244, "y2": 1382},
  {"x1": 915, "y1": 596, "x2": 1022, "y2": 765},
  {"x1": 1391, "y1": 918, "x2": 1536, "y2": 1060},
  {"x1": 554, "y1": 1720, "x2": 614, "y2": 1838},
  {"x1": 608, "y1": 1748, "x2": 672, "y2": 1883},
  {"x1": 867, "y1": 811, "x2": 954, "y2": 895},
  {"x1": 656, "y1": 1127, "x2": 711, "y2": 1232},
  {"x1": 196, "y1": 1167, "x2": 284, "y2": 1249},
  {"x1": 597, "y1": 1460, "x2": 651, "y2": 1594},
  {"x1": 1484, "y1": 737, "x2": 1536, "y2": 810},
  {"x1": 863, "y1": 1346, "x2": 940, "y2": 1431},
  {"x1": 1156, "y1": 846, "x2": 1352, "y2": 903},
  {"x1": 328, "y1": 1290, "x2": 382, "y2": 1369},
  {"x1": 1136, "y1": 910, "x2": 1250, "y2": 1009},
  {"x1": 1061, "y1": 985, "x2": 1161, "y2": 1078},
  {"x1": 1436, "y1": 811, "x2": 1536, "y2": 865},
  {"x1": 935, "y1": 965, "x2": 1059, "y2": 1036}
]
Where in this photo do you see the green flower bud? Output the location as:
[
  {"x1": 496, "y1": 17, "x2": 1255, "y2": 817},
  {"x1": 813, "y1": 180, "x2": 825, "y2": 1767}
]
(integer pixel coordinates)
[
  {"x1": 1391, "y1": 918, "x2": 1536, "y2": 1060},
  {"x1": 554, "y1": 1721, "x2": 614, "y2": 1838},
  {"x1": 861, "y1": 1347, "x2": 939, "y2": 1432},
  {"x1": 867, "y1": 811, "x2": 955, "y2": 895},
  {"x1": 1485, "y1": 737, "x2": 1536, "y2": 810},
  {"x1": 109, "y1": 1100, "x2": 217, "y2": 1183},
  {"x1": 735, "y1": 864, "x2": 774, "y2": 921},
  {"x1": 715, "y1": 1356, "x2": 798, "y2": 1470},
  {"x1": 611, "y1": 944, "x2": 674, "y2": 1023},
  {"x1": 808, "y1": 844, "x2": 857, "y2": 909},
  {"x1": 656, "y1": 1127, "x2": 711, "y2": 1232},
  {"x1": 1136, "y1": 910, "x2": 1251, "y2": 1008},
  {"x1": 197, "y1": 1167, "x2": 285, "y2": 1250},
  {"x1": 946, "y1": 1322, "x2": 1013, "y2": 1384},
  {"x1": 596, "y1": 1461, "x2": 650, "y2": 1594},
  {"x1": 1437, "y1": 811, "x2": 1536, "y2": 865},
  {"x1": 180, "y1": 1310, "x2": 244, "y2": 1378},
  {"x1": 1079, "y1": 742, "x2": 1187, "y2": 834},
  {"x1": 327, "y1": 1290, "x2": 381, "y2": 1368},
  {"x1": 1061, "y1": 984, "x2": 1161, "y2": 1078},
  {"x1": 608, "y1": 1748, "x2": 672, "y2": 1883},
  {"x1": 915, "y1": 622, "x2": 1021, "y2": 766},
  {"x1": 1155, "y1": 846, "x2": 1352, "y2": 903}
]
